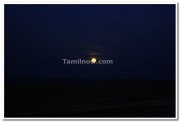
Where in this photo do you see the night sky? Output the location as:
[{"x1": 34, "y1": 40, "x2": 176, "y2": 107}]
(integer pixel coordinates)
[{"x1": 5, "y1": 4, "x2": 175, "y2": 81}]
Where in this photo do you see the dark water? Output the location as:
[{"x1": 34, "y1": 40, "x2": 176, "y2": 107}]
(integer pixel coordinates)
[{"x1": 5, "y1": 79, "x2": 175, "y2": 117}]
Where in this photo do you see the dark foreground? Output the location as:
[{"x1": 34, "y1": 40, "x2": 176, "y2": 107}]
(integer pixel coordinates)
[{"x1": 5, "y1": 79, "x2": 175, "y2": 117}]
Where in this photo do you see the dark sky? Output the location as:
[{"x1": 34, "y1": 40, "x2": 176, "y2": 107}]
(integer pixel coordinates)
[{"x1": 5, "y1": 4, "x2": 175, "y2": 80}]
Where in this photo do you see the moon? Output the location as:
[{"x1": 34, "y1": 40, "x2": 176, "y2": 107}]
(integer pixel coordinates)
[{"x1": 91, "y1": 58, "x2": 97, "y2": 64}]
